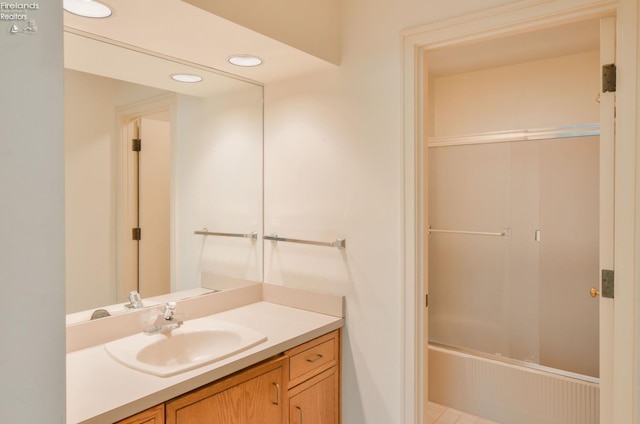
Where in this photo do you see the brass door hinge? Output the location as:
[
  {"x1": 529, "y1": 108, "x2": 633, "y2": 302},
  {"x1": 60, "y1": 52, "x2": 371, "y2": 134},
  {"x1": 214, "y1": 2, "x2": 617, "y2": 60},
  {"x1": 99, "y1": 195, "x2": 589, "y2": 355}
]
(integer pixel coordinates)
[
  {"x1": 602, "y1": 269, "x2": 614, "y2": 298},
  {"x1": 602, "y1": 64, "x2": 616, "y2": 93},
  {"x1": 132, "y1": 138, "x2": 142, "y2": 152}
]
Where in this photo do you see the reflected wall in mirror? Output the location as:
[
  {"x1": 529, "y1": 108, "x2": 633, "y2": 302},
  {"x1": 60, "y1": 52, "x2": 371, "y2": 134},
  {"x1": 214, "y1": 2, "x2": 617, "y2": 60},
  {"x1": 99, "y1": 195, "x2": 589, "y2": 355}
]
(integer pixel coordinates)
[{"x1": 64, "y1": 32, "x2": 264, "y2": 315}]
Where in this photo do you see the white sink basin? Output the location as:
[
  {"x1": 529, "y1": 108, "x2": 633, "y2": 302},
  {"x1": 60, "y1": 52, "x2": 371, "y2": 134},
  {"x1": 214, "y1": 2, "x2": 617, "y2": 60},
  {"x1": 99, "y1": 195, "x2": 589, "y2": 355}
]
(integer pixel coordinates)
[{"x1": 104, "y1": 317, "x2": 267, "y2": 377}]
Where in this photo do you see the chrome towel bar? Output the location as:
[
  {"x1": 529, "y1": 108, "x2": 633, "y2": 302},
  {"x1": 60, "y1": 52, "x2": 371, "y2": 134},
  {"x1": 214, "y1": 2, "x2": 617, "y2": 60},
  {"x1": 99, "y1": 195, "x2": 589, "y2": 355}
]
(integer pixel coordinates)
[
  {"x1": 264, "y1": 235, "x2": 346, "y2": 249},
  {"x1": 194, "y1": 228, "x2": 258, "y2": 240}
]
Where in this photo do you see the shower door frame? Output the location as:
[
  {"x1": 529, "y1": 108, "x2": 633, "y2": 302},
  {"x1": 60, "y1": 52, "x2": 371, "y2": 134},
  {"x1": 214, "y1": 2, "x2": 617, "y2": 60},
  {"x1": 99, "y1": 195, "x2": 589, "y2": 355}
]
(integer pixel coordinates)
[{"x1": 401, "y1": 1, "x2": 638, "y2": 424}]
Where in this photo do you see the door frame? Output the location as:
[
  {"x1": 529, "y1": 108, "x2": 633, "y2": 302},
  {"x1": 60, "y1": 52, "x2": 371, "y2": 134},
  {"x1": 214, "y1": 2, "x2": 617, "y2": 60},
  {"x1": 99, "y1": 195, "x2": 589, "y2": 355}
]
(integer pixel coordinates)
[
  {"x1": 401, "y1": 1, "x2": 638, "y2": 423},
  {"x1": 115, "y1": 93, "x2": 177, "y2": 302}
]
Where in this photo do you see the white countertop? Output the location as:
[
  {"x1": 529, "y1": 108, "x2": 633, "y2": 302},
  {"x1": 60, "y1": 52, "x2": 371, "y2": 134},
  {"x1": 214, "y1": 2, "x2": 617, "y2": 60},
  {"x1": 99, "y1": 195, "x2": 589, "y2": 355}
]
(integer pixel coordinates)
[{"x1": 67, "y1": 287, "x2": 344, "y2": 423}]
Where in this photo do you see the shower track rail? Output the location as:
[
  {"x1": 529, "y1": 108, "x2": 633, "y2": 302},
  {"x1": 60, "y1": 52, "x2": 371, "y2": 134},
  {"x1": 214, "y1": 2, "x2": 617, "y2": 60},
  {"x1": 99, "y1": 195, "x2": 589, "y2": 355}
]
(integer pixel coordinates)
[{"x1": 428, "y1": 122, "x2": 600, "y2": 147}]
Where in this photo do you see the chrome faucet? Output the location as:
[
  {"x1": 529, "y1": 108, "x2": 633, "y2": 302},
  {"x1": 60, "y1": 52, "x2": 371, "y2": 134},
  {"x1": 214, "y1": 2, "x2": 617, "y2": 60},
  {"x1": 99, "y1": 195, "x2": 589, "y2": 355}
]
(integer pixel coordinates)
[
  {"x1": 144, "y1": 302, "x2": 183, "y2": 335},
  {"x1": 125, "y1": 290, "x2": 144, "y2": 309}
]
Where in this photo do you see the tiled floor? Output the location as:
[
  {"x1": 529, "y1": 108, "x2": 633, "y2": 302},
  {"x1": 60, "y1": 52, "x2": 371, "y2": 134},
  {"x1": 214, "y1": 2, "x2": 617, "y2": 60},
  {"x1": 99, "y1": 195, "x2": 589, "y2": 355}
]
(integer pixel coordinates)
[{"x1": 427, "y1": 402, "x2": 502, "y2": 424}]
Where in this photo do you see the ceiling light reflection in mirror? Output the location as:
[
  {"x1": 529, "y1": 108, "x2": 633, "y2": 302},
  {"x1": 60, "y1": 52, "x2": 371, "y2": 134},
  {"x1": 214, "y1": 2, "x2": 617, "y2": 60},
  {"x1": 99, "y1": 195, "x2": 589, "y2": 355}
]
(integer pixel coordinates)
[
  {"x1": 64, "y1": 30, "x2": 254, "y2": 98},
  {"x1": 171, "y1": 73, "x2": 203, "y2": 83}
]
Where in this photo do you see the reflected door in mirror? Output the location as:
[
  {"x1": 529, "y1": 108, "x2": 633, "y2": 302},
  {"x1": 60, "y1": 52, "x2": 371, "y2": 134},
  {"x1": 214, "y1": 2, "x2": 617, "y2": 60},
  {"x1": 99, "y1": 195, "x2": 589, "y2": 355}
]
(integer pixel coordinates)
[{"x1": 123, "y1": 115, "x2": 171, "y2": 298}]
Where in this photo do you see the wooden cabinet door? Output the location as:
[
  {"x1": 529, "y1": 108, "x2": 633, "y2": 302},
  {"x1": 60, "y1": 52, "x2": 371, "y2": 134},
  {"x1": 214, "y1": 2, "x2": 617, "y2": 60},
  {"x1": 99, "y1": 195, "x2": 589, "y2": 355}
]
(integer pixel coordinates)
[
  {"x1": 245, "y1": 367, "x2": 283, "y2": 424},
  {"x1": 289, "y1": 368, "x2": 339, "y2": 424},
  {"x1": 171, "y1": 384, "x2": 244, "y2": 424},
  {"x1": 116, "y1": 404, "x2": 164, "y2": 424},
  {"x1": 167, "y1": 357, "x2": 284, "y2": 424}
]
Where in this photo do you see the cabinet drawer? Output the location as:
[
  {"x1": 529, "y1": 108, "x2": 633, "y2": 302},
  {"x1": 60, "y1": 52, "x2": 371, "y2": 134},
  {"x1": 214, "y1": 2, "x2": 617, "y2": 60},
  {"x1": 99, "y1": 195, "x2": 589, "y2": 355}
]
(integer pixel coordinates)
[{"x1": 288, "y1": 331, "x2": 339, "y2": 386}]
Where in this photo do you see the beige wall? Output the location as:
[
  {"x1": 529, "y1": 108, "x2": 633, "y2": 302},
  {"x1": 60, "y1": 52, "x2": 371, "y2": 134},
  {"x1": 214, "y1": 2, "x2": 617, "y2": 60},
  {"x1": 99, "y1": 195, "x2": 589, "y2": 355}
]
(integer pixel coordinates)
[
  {"x1": 65, "y1": 70, "x2": 118, "y2": 313},
  {"x1": 432, "y1": 51, "x2": 600, "y2": 136},
  {"x1": 64, "y1": 70, "x2": 166, "y2": 313}
]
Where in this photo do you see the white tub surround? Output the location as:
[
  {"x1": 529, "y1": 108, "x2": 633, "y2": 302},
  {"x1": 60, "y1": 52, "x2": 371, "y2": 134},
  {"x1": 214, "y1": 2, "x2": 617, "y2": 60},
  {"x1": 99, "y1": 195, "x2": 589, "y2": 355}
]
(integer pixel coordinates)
[
  {"x1": 428, "y1": 345, "x2": 599, "y2": 424},
  {"x1": 66, "y1": 283, "x2": 344, "y2": 423}
]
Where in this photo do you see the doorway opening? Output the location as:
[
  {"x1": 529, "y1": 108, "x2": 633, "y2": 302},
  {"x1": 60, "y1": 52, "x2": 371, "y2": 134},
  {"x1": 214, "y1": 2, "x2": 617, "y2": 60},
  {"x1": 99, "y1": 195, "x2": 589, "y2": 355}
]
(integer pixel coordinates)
[
  {"x1": 424, "y1": 17, "x2": 608, "y2": 424},
  {"x1": 400, "y1": 1, "x2": 638, "y2": 423}
]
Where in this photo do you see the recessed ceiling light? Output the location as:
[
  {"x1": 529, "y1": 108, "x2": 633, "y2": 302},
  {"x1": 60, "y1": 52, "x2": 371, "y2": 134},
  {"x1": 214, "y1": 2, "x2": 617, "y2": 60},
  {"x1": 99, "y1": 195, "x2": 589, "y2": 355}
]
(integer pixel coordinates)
[
  {"x1": 170, "y1": 73, "x2": 203, "y2": 83},
  {"x1": 63, "y1": 0, "x2": 112, "y2": 18},
  {"x1": 228, "y1": 55, "x2": 263, "y2": 67}
]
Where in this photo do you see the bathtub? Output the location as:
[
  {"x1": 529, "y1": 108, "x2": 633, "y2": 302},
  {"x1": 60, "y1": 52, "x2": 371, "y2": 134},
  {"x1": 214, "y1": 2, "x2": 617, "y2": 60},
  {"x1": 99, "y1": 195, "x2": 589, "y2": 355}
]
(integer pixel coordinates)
[{"x1": 428, "y1": 343, "x2": 599, "y2": 424}]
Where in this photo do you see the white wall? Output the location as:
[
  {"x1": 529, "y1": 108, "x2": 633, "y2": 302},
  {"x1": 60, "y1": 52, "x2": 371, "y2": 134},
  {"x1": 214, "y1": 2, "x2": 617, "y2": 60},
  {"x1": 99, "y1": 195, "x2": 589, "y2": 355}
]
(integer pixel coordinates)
[
  {"x1": 263, "y1": 0, "x2": 520, "y2": 422},
  {"x1": 0, "y1": 0, "x2": 66, "y2": 421}
]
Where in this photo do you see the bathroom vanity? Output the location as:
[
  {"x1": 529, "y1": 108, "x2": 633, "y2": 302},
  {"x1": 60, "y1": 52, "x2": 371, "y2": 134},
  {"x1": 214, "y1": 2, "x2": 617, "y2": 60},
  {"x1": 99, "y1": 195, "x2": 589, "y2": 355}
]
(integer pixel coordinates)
[
  {"x1": 66, "y1": 284, "x2": 343, "y2": 423},
  {"x1": 117, "y1": 330, "x2": 340, "y2": 424}
]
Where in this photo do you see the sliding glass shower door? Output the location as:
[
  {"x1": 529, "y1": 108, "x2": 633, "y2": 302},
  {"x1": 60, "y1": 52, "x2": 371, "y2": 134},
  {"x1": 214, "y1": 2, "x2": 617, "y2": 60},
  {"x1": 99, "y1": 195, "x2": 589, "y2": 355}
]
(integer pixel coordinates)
[{"x1": 428, "y1": 135, "x2": 599, "y2": 378}]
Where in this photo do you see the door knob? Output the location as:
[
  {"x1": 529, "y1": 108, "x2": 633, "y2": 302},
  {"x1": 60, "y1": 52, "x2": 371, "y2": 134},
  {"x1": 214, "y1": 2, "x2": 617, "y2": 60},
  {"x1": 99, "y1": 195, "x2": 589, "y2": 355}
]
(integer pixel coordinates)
[{"x1": 590, "y1": 287, "x2": 599, "y2": 298}]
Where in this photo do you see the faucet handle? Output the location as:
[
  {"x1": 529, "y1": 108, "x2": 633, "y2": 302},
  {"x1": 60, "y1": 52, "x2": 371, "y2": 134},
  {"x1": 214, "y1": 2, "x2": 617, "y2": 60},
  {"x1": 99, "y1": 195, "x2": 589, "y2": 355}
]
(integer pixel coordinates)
[
  {"x1": 162, "y1": 302, "x2": 177, "y2": 320},
  {"x1": 127, "y1": 291, "x2": 144, "y2": 309}
]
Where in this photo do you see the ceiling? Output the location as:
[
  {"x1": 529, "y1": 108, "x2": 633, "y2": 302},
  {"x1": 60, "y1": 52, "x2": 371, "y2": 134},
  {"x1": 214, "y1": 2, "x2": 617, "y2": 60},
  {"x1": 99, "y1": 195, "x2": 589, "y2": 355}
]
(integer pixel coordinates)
[
  {"x1": 65, "y1": 3, "x2": 601, "y2": 94},
  {"x1": 64, "y1": 0, "x2": 338, "y2": 92}
]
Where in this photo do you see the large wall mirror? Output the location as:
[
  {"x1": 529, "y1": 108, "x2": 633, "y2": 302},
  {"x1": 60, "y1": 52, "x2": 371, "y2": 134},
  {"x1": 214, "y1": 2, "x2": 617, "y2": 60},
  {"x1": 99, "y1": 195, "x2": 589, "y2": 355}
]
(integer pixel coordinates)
[{"x1": 64, "y1": 30, "x2": 263, "y2": 316}]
